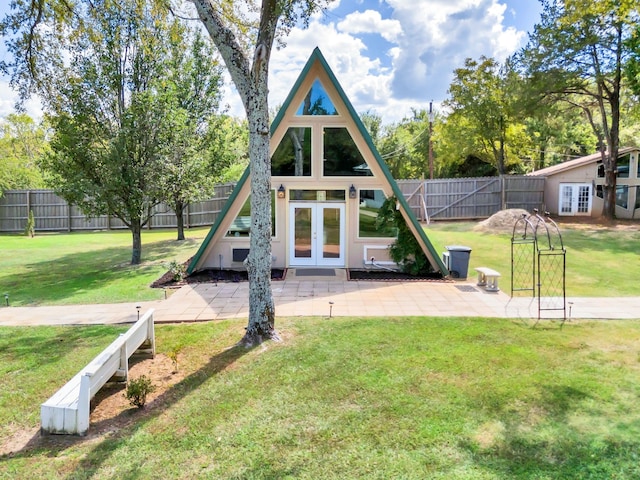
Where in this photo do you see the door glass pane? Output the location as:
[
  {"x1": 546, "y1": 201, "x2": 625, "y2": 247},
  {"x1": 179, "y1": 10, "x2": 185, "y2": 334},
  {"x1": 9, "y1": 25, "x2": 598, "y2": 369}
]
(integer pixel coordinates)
[
  {"x1": 294, "y1": 207, "x2": 312, "y2": 258},
  {"x1": 322, "y1": 207, "x2": 341, "y2": 259},
  {"x1": 560, "y1": 185, "x2": 573, "y2": 213},
  {"x1": 577, "y1": 185, "x2": 590, "y2": 213}
]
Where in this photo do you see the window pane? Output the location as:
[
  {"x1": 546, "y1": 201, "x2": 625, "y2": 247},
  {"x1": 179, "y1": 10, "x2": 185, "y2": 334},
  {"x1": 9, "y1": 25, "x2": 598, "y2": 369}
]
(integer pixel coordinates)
[
  {"x1": 226, "y1": 192, "x2": 276, "y2": 237},
  {"x1": 272, "y1": 127, "x2": 312, "y2": 176},
  {"x1": 617, "y1": 154, "x2": 630, "y2": 178},
  {"x1": 615, "y1": 185, "x2": 628, "y2": 209},
  {"x1": 296, "y1": 79, "x2": 338, "y2": 115},
  {"x1": 290, "y1": 189, "x2": 346, "y2": 201},
  {"x1": 636, "y1": 187, "x2": 640, "y2": 210},
  {"x1": 323, "y1": 127, "x2": 373, "y2": 177},
  {"x1": 358, "y1": 190, "x2": 397, "y2": 237}
]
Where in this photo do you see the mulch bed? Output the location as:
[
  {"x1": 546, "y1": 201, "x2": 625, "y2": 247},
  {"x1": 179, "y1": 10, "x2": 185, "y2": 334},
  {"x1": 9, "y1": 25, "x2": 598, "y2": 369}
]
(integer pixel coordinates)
[
  {"x1": 347, "y1": 269, "x2": 445, "y2": 281},
  {"x1": 151, "y1": 267, "x2": 286, "y2": 289}
]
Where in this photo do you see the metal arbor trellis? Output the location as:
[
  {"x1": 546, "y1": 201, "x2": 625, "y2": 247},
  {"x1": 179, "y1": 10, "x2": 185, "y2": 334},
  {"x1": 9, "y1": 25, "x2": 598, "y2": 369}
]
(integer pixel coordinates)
[{"x1": 511, "y1": 210, "x2": 566, "y2": 322}]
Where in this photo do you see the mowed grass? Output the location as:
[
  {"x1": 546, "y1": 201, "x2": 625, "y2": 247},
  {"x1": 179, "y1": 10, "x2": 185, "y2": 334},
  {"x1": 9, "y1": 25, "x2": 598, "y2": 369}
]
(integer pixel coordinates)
[
  {"x1": 2, "y1": 317, "x2": 640, "y2": 479},
  {"x1": 0, "y1": 228, "x2": 209, "y2": 306},
  {"x1": 425, "y1": 221, "x2": 640, "y2": 297}
]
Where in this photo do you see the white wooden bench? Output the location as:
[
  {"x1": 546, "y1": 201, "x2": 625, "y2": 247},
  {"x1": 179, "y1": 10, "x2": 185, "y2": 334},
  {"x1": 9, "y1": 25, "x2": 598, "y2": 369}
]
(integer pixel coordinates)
[
  {"x1": 474, "y1": 267, "x2": 501, "y2": 292},
  {"x1": 41, "y1": 309, "x2": 155, "y2": 436}
]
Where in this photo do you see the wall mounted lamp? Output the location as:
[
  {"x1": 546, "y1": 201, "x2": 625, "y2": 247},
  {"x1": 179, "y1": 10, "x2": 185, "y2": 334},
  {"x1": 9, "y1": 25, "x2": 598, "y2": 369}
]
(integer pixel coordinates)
[
  {"x1": 349, "y1": 184, "x2": 357, "y2": 199},
  {"x1": 277, "y1": 184, "x2": 286, "y2": 198}
]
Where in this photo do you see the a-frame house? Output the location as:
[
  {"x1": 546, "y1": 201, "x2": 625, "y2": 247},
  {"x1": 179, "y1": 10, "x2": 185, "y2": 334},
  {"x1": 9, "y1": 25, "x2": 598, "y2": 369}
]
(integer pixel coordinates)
[{"x1": 187, "y1": 48, "x2": 448, "y2": 277}]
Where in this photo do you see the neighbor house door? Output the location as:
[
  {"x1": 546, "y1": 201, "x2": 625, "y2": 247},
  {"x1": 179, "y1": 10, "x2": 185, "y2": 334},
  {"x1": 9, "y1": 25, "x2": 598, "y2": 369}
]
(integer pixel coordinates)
[
  {"x1": 289, "y1": 203, "x2": 345, "y2": 266},
  {"x1": 559, "y1": 183, "x2": 592, "y2": 216}
]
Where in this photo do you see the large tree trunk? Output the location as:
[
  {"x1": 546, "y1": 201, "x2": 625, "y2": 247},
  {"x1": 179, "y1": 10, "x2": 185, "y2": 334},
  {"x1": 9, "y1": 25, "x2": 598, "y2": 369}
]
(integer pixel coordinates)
[
  {"x1": 192, "y1": 0, "x2": 280, "y2": 347},
  {"x1": 131, "y1": 220, "x2": 142, "y2": 265},
  {"x1": 240, "y1": 68, "x2": 278, "y2": 348},
  {"x1": 175, "y1": 199, "x2": 185, "y2": 241}
]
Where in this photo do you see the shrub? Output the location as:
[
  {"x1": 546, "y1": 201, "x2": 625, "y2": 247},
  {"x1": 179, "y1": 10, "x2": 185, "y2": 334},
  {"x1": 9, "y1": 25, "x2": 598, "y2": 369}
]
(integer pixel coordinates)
[
  {"x1": 168, "y1": 260, "x2": 186, "y2": 282},
  {"x1": 376, "y1": 196, "x2": 434, "y2": 276},
  {"x1": 125, "y1": 375, "x2": 156, "y2": 408}
]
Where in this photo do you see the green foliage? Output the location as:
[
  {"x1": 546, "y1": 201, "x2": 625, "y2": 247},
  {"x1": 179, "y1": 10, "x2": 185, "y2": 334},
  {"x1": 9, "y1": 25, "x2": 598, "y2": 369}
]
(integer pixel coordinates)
[
  {"x1": 0, "y1": 114, "x2": 48, "y2": 193},
  {"x1": 377, "y1": 196, "x2": 433, "y2": 275},
  {"x1": 168, "y1": 259, "x2": 186, "y2": 282},
  {"x1": 125, "y1": 375, "x2": 155, "y2": 409},
  {"x1": 23, "y1": 209, "x2": 35, "y2": 237},
  {"x1": 167, "y1": 344, "x2": 183, "y2": 373},
  {"x1": 378, "y1": 108, "x2": 432, "y2": 179}
]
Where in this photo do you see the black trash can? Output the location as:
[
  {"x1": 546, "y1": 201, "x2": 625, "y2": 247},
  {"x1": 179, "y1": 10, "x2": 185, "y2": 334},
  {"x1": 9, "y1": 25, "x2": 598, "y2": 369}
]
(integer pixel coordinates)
[{"x1": 444, "y1": 245, "x2": 472, "y2": 279}]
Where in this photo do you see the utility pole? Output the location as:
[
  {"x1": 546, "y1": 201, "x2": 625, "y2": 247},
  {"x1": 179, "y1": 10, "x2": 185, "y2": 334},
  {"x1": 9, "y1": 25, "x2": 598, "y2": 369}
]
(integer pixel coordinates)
[{"x1": 428, "y1": 100, "x2": 434, "y2": 180}]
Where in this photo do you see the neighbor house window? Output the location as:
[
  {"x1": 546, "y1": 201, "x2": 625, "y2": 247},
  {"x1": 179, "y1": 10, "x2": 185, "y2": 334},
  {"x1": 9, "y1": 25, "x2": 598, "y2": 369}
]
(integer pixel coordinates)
[
  {"x1": 226, "y1": 191, "x2": 276, "y2": 237},
  {"x1": 358, "y1": 190, "x2": 397, "y2": 237},
  {"x1": 636, "y1": 187, "x2": 640, "y2": 210},
  {"x1": 616, "y1": 185, "x2": 629, "y2": 209},
  {"x1": 271, "y1": 127, "x2": 312, "y2": 176},
  {"x1": 597, "y1": 162, "x2": 605, "y2": 178},
  {"x1": 323, "y1": 127, "x2": 372, "y2": 177},
  {"x1": 617, "y1": 153, "x2": 630, "y2": 178}
]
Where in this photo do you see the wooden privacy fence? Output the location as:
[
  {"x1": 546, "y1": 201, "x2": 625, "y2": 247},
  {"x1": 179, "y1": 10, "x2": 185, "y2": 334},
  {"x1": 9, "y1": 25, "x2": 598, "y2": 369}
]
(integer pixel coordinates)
[
  {"x1": 1, "y1": 176, "x2": 545, "y2": 232},
  {"x1": 397, "y1": 176, "x2": 545, "y2": 222},
  {"x1": 0, "y1": 183, "x2": 235, "y2": 233}
]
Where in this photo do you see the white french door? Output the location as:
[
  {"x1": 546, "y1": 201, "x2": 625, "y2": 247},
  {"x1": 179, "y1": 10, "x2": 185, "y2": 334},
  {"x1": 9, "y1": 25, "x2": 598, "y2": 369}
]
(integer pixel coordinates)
[
  {"x1": 559, "y1": 183, "x2": 592, "y2": 216},
  {"x1": 289, "y1": 203, "x2": 345, "y2": 266}
]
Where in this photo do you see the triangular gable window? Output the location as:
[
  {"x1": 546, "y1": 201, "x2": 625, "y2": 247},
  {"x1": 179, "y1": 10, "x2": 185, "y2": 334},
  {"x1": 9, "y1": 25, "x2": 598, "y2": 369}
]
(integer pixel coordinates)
[
  {"x1": 323, "y1": 127, "x2": 373, "y2": 176},
  {"x1": 296, "y1": 79, "x2": 338, "y2": 115}
]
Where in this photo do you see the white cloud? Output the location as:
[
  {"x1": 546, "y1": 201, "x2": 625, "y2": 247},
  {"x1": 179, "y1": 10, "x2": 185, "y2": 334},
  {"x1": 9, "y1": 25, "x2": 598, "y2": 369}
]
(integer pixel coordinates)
[{"x1": 337, "y1": 10, "x2": 402, "y2": 43}]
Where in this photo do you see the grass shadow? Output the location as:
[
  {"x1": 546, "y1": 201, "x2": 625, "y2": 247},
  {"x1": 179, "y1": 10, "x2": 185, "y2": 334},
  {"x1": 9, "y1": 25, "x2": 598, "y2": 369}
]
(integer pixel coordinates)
[
  {"x1": 3, "y1": 340, "x2": 256, "y2": 477},
  {"x1": 0, "y1": 236, "x2": 201, "y2": 305},
  {"x1": 461, "y1": 383, "x2": 640, "y2": 477}
]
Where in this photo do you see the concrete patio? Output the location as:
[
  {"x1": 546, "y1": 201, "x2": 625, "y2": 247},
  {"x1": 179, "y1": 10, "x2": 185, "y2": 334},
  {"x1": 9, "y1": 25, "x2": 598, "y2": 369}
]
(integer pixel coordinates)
[{"x1": 1, "y1": 269, "x2": 639, "y2": 326}]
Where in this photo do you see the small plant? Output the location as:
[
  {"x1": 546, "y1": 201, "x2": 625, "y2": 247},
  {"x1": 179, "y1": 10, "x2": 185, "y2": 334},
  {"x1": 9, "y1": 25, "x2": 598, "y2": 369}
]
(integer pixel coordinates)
[
  {"x1": 168, "y1": 344, "x2": 183, "y2": 373},
  {"x1": 168, "y1": 260, "x2": 186, "y2": 282},
  {"x1": 125, "y1": 375, "x2": 156, "y2": 408},
  {"x1": 24, "y1": 209, "x2": 35, "y2": 238}
]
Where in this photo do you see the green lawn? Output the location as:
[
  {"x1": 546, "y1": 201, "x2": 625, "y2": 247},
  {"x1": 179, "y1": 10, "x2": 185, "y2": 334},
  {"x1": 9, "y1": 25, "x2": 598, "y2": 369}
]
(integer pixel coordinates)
[
  {"x1": 2, "y1": 317, "x2": 640, "y2": 479},
  {"x1": 0, "y1": 221, "x2": 637, "y2": 306},
  {"x1": 424, "y1": 221, "x2": 640, "y2": 297},
  {"x1": 0, "y1": 228, "x2": 209, "y2": 306}
]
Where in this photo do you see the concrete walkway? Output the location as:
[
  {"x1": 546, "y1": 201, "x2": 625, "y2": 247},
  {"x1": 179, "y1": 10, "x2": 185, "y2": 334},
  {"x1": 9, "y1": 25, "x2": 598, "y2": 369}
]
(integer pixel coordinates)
[{"x1": 1, "y1": 269, "x2": 638, "y2": 326}]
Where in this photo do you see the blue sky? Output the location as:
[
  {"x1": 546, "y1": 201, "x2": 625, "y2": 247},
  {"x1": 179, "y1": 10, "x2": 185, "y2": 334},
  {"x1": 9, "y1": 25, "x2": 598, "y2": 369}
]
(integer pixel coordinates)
[{"x1": 0, "y1": 0, "x2": 543, "y2": 125}]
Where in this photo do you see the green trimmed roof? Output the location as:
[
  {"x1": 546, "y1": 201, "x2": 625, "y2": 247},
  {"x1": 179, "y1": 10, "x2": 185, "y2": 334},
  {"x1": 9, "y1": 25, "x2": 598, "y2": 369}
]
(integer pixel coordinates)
[{"x1": 188, "y1": 47, "x2": 448, "y2": 276}]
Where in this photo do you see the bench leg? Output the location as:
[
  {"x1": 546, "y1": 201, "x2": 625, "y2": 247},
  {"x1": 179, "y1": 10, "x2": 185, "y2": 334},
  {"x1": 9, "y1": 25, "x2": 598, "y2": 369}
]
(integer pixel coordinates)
[{"x1": 485, "y1": 277, "x2": 499, "y2": 292}]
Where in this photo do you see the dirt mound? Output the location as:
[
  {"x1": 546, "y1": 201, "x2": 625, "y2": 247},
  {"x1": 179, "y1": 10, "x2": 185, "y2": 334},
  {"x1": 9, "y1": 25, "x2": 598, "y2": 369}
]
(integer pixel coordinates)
[{"x1": 474, "y1": 209, "x2": 530, "y2": 233}]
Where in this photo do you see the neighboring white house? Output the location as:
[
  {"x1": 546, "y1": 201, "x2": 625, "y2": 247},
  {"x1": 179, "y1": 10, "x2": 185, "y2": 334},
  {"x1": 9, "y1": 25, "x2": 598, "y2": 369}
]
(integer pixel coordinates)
[
  {"x1": 187, "y1": 48, "x2": 448, "y2": 276},
  {"x1": 528, "y1": 147, "x2": 640, "y2": 219}
]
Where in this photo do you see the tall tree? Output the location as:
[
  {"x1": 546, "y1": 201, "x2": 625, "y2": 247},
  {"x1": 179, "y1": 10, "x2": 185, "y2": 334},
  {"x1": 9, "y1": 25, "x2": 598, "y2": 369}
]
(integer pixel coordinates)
[
  {"x1": 378, "y1": 109, "x2": 432, "y2": 179},
  {"x1": 520, "y1": 0, "x2": 639, "y2": 219},
  {"x1": 444, "y1": 56, "x2": 524, "y2": 175},
  {"x1": 189, "y1": 0, "x2": 331, "y2": 346},
  {"x1": 2, "y1": 0, "x2": 332, "y2": 345},
  {"x1": 158, "y1": 24, "x2": 225, "y2": 241},
  {"x1": 0, "y1": 113, "x2": 48, "y2": 193}
]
